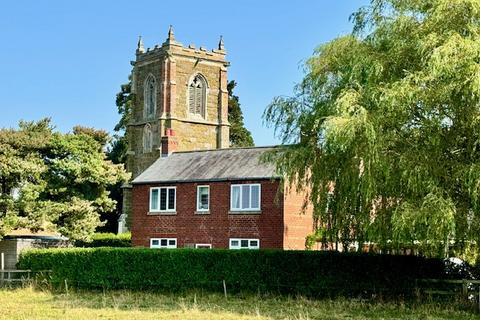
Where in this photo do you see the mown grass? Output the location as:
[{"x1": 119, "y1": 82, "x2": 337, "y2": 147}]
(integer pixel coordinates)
[{"x1": 0, "y1": 286, "x2": 479, "y2": 320}]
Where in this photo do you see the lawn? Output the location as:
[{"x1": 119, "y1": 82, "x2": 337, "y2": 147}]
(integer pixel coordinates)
[{"x1": 0, "y1": 287, "x2": 479, "y2": 320}]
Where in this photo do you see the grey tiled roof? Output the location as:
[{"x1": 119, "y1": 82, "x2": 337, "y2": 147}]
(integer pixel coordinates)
[{"x1": 132, "y1": 146, "x2": 280, "y2": 184}]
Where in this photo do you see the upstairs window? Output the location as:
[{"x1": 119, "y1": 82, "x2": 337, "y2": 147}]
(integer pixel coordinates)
[
  {"x1": 143, "y1": 124, "x2": 152, "y2": 153},
  {"x1": 230, "y1": 184, "x2": 261, "y2": 211},
  {"x1": 188, "y1": 74, "x2": 207, "y2": 118},
  {"x1": 144, "y1": 75, "x2": 156, "y2": 118},
  {"x1": 197, "y1": 185, "x2": 210, "y2": 212},
  {"x1": 150, "y1": 187, "x2": 176, "y2": 212}
]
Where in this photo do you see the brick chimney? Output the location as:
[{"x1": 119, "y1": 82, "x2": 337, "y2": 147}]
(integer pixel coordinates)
[{"x1": 161, "y1": 128, "x2": 178, "y2": 157}]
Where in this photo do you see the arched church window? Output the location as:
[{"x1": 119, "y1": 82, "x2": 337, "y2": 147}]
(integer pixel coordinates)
[
  {"x1": 143, "y1": 124, "x2": 153, "y2": 153},
  {"x1": 188, "y1": 74, "x2": 207, "y2": 118},
  {"x1": 144, "y1": 75, "x2": 156, "y2": 118}
]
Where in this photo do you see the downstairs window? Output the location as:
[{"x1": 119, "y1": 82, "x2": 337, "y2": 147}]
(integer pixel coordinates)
[
  {"x1": 229, "y1": 238, "x2": 260, "y2": 250},
  {"x1": 150, "y1": 238, "x2": 177, "y2": 249}
]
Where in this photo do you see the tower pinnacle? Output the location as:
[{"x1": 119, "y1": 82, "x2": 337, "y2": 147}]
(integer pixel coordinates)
[
  {"x1": 168, "y1": 25, "x2": 175, "y2": 42},
  {"x1": 218, "y1": 35, "x2": 225, "y2": 51},
  {"x1": 136, "y1": 36, "x2": 145, "y2": 54}
]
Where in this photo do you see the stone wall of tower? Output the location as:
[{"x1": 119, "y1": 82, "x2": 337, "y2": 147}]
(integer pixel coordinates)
[
  {"x1": 120, "y1": 29, "x2": 230, "y2": 231},
  {"x1": 126, "y1": 29, "x2": 229, "y2": 178}
]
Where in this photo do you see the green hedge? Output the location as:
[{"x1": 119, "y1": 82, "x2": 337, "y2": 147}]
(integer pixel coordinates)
[
  {"x1": 18, "y1": 248, "x2": 446, "y2": 297},
  {"x1": 74, "y1": 233, "x2": 131, "y2": 248}
]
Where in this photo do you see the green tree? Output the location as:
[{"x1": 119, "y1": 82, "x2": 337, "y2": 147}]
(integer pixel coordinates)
[
  {"x1": 228, "y1": 80, "x2": 254, "y2": 147},
  {"x1": 102, "y1": 81, "x2": 135, "y2": 233},
  {"x1": 73, "y1": 125, "x2": 110, "y2": 148},
  {"x1": 108, "y1": 81, "x2": 134, "y2": 165},
  {"x1": 264, "y1": 0, "x2": 480, "y2": 257},
  {"x1": 0, "y1": 119, "x2": 128, "y2": 240}
]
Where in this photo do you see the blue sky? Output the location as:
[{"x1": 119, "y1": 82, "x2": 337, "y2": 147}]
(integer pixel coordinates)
[{"x1": 0, "y1": 0, "x2": 369, "y2": 146}]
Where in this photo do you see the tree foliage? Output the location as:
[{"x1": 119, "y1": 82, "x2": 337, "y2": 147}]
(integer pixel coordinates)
[
  {"x1": 228, "y1": 80, "x2": 254, "y2": 147},
  {"x1": 0, "y1": 119, "x2": 129, "y2": 240},
  {"x1": 264, "y1": 0, "x2": 480, "y2": 257},
  {"x1": 108, "y1": 81, "x2": 134, "y2": 165}
]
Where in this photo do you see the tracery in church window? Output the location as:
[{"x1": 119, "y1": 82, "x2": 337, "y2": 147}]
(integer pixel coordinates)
[{"x1": 188, "y1": 74, "x2": 207, "y2": 118}]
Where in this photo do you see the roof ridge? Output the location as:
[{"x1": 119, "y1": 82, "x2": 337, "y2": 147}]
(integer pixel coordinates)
[{"x1": 171, "y1": 145, "x2": 281, "y2": 155}]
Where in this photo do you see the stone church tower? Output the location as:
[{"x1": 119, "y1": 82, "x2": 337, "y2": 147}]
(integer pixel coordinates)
[{"x1": 119, "y1": 27, "x2": 230, "y2": 231}]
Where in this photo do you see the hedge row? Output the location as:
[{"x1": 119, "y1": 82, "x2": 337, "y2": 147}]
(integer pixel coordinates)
[
  {"x1": 74, "y1": 233, "x2": 131, "y2": 248},
  {"x1": 18, "y1": 248, "x2": 447, "y2": 297}
]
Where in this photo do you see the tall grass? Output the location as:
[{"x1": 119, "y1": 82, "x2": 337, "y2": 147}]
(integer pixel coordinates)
[{"x1": 0, "y1": 285, "x2": 477, "y2": 320}]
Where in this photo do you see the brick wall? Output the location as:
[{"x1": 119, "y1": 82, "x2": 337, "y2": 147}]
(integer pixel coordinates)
[
  {"x1": 283, "y1": 184, "x2": 314, "y2": 250},
  {"x1": 131, "y1": 179, "x2": 285, "y2": 249}
]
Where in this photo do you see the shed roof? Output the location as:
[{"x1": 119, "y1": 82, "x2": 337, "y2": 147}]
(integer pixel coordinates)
[
  {"x1": 4, "y1": 229, "x2": 67, "y2": 240},
  {"x1": 132, "y1": 146, "x2": 280, "y2": 184}
]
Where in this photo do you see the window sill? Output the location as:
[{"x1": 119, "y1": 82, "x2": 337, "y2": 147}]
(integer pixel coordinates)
[
  {"x1": 147, "y1": 211, "x2": 177, "y2": 216},
  {"x1": 228, "y1": 211, "x2": 262, "y2": 215},
  {"x1": 195, "y1": 211, "x2": 210, "y2": 215}
]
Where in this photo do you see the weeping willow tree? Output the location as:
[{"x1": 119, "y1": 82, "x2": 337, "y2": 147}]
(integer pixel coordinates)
[{"x1": 264, "y1": 0, "x2": 480, "y2": 258}]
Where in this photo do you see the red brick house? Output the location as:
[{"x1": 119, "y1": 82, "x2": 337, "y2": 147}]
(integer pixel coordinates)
[{"x1": 131, "y1": 146, "x2": 313, "y2": 250}]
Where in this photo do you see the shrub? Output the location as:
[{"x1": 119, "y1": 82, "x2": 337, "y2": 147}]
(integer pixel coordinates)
[
  {"x1": 18, "y1": 248, "x2": 447, "y2": 297},
  {"x1": 74, "y1": 233, "x2": 131, "y2": 248}
]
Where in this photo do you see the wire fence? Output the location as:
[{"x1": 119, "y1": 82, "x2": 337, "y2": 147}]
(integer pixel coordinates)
[{"x1": 0, "y1": 270, "x2": 52, "y2": 287}]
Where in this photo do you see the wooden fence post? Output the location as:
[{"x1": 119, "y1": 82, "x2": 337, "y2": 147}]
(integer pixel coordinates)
[
  {"x1": 223, "y1": 280, "x2": 227, "y2": 299},
  {"x1": 462, "y1": 279, "x2": 468, "y2": 300},
  {"x1": 64, "y1": 279, "x2": 69, "y2": 295}
]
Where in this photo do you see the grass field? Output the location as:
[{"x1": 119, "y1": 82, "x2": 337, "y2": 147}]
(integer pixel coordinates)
[{"x1": 0, "y1": 287, "x2": 479, "y2": 320}]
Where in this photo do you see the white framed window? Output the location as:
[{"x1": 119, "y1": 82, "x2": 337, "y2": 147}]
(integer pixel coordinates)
[
  {"x1": 230, "y1": 184, "x2": 261, "y2": 211},
  {"x1": 150, "y1": 238, "x2": 177, "y2": 249},
  {"x1": 150, "y1": 187, "x2": 176, "y2": 212},
  {"x1": 197, "y1": 185, "x2": 210, "y2": 212},
  {"x1": 229, "y1": 238, "x2": 260, "y2": 250},
  {"x1": 195, "y1": 243, "x2": 212, "y2": 249}
]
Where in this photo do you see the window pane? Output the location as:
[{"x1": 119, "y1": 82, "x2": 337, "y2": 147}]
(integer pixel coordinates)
[
  {"x1": 241, "y1": 185, "x2": 250, "y2": 209},
  {"x1": 231, "y1": 186, "x2": 241, "y2": 209},
  {"x1": 198, "y1": 187, "x2": 209, "y2": 210},
  {"x1": 240, "y1": 240, "x2": 249, "y2": 248},
  {"x1": 195, "y1": 87, "x2": 202, "y2": 114},
  {"x1": 143, "y1": 125, "x2": 152, "y2": 153},
  {"x1": 251, "y1": 185, "x2": 260, "y2": 209},
  {"x1": 168, "y1": 239, "x2": 176, "y2": 246},
  {"x1": 201, "y1": 194, "x2": 208, "y2": 208},
  {"x1": 231, "y1": 240, "x2": 239, "y2": 247},
  {"x1": 250, "y1": 240, "x2": 258, "y2": 247},
  {"x1": 150, "y1": 189, "x2": 159, "y2": 211},
  {"x1": 160, "y1": 188, "x2": 167, "y2": 210},
  {"x1": 168, "y1": 188, "x2": 175, "y2": 210},
  {"x1": 148, "y1": 82, "x2": 154, "y2": 115},
  {"x1": 160, "y1": 239, "x2": 167, "y2": 246},
  {"x1": 188, "y1": 85, "x2": 195, "y2": 113},
  {"x1": 152, "y1": 239, "x2": 159, "y2": 246}
]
